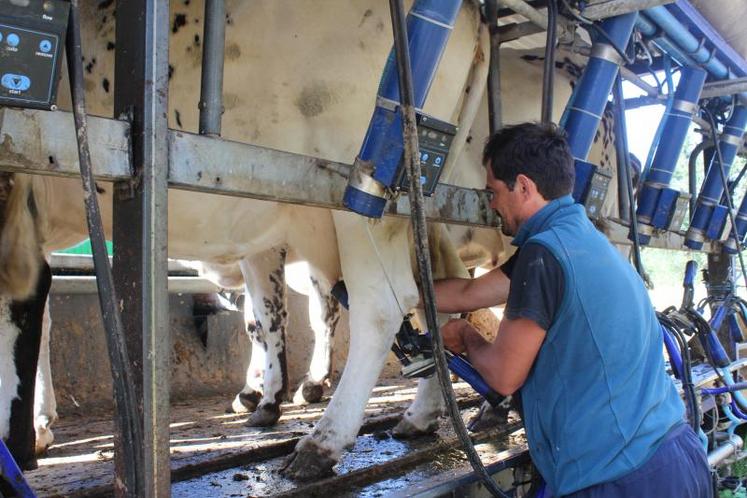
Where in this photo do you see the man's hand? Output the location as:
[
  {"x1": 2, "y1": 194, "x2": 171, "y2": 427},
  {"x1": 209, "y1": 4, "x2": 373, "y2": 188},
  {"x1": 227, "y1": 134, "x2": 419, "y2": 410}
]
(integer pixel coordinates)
[{"x1": 440, "y1": 318, "x2": 470, "y2": 354}]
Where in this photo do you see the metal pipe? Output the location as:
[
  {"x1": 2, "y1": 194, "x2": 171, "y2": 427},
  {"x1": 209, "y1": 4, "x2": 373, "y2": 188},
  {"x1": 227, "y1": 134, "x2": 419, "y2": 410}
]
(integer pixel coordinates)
[
  {"x1": 51, "y1": 276, "x2": 221, "y2": 295},
  {"x1": 613, "y1": 75, "x2": 632, "y2": 223},
  {"x1": 198, "y1": 0, "x2": 226, "y2": 136},
  {"x1": 634, "y1": 66, "x2": 707, "y2": 244},
  {"x1": 541, "y1": 0, "x2": 557, "y2": 125},
  {"x1": 485, "y1": 0, "x2": 502, "y2": 135},
  {"x1": 562, "y1": 12, "x2": 638, "y2": 161},
  {"x1": 496, "y1": 0, "x2": 547, "y2": 29},
  {"x1": 67, "y1": 2, "x2": 145, "y2": 496},
  {"x1": 686, "y1": 105, "x2": 747, "y2": 249},
  {"x1": 708, "y1": 433, "x2": 743, "y2": 467}
]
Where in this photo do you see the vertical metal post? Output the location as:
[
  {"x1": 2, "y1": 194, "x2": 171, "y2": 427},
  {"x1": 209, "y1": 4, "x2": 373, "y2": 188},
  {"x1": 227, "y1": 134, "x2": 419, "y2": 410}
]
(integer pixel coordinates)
[
  {"x1": 199, "y1": 0, "x2": 226, "y2": 136},
  {"x1": 484, "y1": 0, "x2": 502, "y2": 134},
  {"x1": 114, "y1": 1, "x2": 171, "y2": 497}
]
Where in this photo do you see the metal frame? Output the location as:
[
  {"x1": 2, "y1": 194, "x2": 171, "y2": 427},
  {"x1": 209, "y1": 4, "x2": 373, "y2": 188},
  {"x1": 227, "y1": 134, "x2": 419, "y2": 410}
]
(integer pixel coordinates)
[{"x1": 0, "y1": 0, "x2": 745, "y2": 494}]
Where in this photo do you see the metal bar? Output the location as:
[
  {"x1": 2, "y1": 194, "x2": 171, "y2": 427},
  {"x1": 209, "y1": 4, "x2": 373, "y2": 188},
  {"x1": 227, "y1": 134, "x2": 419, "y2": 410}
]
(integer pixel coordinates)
[
  {"x1": 67, "y1": 2, "x2": 144, "y2": 497},
  {"x1": 0, "y1": 108, "x2": 131, "y2": 180},
  {"x1": 702, "y1": 77, "x2": 747, "y2": 102},
  {"x1": 485, "y1": 0, "x2": 503, "y2": 134},
  {"x1": 0, "y1": 108, "x2": 498, "y2": 228},
  {"x1": 582, "y1": 0, "x2": 674, "y2": 21},
  {"x1": 497, "y1": 0, "x2": 547, "y2": 29},
  {"x1": 51, "y1": 275, "x2": 221, "y2": 294},
  {"x1": 49, "y1": 254, "x2": 198, "y2": 274},
  {"x1": 601, "y1": 217, "x2": 717, "y2": 252},
  {"x1": 198, "y1": 0, "x2": 226, "y2": 136},
  {"x1": 113, "y1": 0, "x2": 171, "y2": 496},
  {"x1": 496, "y1": 21, "x2": 543, "y2": 44}
]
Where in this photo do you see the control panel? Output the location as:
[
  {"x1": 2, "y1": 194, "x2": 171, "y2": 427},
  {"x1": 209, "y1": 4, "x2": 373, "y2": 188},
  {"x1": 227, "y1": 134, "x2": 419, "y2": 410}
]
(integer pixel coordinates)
[
  {"x1": 0, "y1": 0, "x2": 70, "y2": 110},
  {"x1": 573, "y1": 159, "x2": 612, "y2": 219},
  {"x1": 396, "y1": 113, "x2": 457, "y2": 196}
]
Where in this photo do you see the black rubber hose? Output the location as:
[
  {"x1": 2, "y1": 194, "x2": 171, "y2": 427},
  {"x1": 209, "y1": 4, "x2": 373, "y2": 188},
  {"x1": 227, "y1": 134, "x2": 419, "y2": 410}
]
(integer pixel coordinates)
[
  {"x1": 388, "y1": 1, "x2": 509, "y2": 496},
  {"x1": 541, "y1": 0, "x2": 557, "y2": 125},
  {"x1": 688, "y1": 141, "x2": 709, "y2": 219},
  {"x1": 612, "y1": 74, "x2": 645, "y2": 276},
  {"x1": 66, "y1": 2, "x2": 144, "y2": 495}
]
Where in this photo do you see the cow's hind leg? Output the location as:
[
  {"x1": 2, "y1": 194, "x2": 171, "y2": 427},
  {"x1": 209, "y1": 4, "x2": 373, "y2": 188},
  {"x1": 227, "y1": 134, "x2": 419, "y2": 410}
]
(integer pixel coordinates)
[
  {"x1": 34, "y1": 296, "x2": 57, "y2": 454},
  {"x1": 229, "y1": 295, "x2": 264, "y2": 414},
  {"x1": 293, "y1": 266, "x2": 340, "y2": 405},
  {"x1": 238, "y1": 249, "x2": 289, "y2": 427}
]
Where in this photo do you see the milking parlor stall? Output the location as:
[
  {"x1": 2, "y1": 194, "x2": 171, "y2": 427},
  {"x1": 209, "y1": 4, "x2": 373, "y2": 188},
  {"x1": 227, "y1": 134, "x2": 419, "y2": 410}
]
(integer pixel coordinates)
[{"x1": 4, "y1": 0, "x2": 747, "y2": 496}]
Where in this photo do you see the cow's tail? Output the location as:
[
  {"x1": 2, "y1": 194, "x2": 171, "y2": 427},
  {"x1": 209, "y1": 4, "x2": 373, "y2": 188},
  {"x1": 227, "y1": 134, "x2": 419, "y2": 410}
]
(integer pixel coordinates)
[{"x1": 0, "y1": 174, "x2": 42, "y2": 300}]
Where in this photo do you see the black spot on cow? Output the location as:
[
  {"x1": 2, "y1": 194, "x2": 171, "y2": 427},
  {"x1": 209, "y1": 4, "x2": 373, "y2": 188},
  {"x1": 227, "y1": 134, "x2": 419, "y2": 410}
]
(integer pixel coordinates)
[
  {"x1": 466, "y1": 135, "x2": 473, "y2": 144},
  {"x1": 175, "y1": 110, "x2": 183, "y2": 129},
  {"x1": 85, "y1": 59, "x2": 96, "y2": 74},
  {"x1": 102, "y1": 78, "x2": 110, "y2": 93},
  {"x1": 98, "y1": 0, "x2": 114, "y2": 10},
  {"x1": 95, "y1": 183, "x2": 106, "y2": 195},
  {"x1": 172, "y1": 13, "x2": 188, "y2": 34},
  {"x1": 225, "y1": 14, "x2": 233, "y2": 25},
  {"x1": 194, "y1": 34, "x2": 201, "y2": 47},
  {"x1": 183, "y1": 0, "x2": 191, "y2": 4},
  {"x1": 358, "y1": 9, "x2": 373, "y2": 27},
  {"x1": 106, "y1": 41, "x2": 115, "y2": 51},
  {"x1": 168, "y1": 64, "x2": 175, "y2": 80}
]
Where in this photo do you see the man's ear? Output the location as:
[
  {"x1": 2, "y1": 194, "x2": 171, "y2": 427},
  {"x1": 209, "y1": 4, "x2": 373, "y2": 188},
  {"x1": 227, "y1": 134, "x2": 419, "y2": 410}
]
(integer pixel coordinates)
[{"x1": 515, "y1": 174, "x2": 537, "y2": 197}]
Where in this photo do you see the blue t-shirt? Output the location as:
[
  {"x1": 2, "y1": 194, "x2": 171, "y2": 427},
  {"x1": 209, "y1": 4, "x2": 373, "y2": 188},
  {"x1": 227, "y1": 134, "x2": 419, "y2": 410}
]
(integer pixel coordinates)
[{"x1": 510, "y1": 195, "x2": 685, "y2": 496}]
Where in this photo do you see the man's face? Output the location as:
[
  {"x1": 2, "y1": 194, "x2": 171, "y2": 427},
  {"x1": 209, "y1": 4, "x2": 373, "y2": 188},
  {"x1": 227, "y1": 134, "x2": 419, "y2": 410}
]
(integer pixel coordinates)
[{"x1": 486, "y1": 165, "x2": 521, "y2": 237}]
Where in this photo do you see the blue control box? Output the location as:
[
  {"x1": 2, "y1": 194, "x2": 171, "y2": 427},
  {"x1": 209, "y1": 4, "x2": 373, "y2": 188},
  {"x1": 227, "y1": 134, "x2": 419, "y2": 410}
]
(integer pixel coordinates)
[
  {"x1": 0, "y1": 0, "x2": 69, "y2": 110},
  {"x1": 573, "y1": 159, "x2": 612, "y2": 219}
]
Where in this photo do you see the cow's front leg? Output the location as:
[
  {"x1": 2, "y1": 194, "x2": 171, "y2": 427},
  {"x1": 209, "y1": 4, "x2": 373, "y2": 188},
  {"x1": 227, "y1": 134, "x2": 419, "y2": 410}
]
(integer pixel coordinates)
[
  {"x1": 393, "y1": 375, "x2": 445, "y2": 437},
  {"x1": 4, "y1": 261, "x2": 51, "y2": 470},
  {"x1": 238, "y1": 249, "x2": 289, "y2": 427},
  {"x1": 282, "y1": 214, "x2": 418, "y2": 480},
  {"x1": 34, "y1": 296, "x2": 57, "y2": 454},
  {"x1": 293, "y1": 267, "x2": 340, "y2": 405}
]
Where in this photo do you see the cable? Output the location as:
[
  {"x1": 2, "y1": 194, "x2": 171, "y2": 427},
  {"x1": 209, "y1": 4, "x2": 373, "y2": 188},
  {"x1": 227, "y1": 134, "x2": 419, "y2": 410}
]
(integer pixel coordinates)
[
  {"x1": 388, "y1": 0, "x2": 509, "y2": 496},
  {"x1": 558, "y1": 0, "x2": 635, "y2": 65}
]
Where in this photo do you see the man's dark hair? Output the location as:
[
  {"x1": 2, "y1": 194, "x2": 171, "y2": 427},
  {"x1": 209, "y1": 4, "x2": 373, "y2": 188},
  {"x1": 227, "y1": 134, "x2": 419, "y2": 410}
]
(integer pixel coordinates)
[{"x1": 482, "y1": 122, "x2": 575, "y2": 200}]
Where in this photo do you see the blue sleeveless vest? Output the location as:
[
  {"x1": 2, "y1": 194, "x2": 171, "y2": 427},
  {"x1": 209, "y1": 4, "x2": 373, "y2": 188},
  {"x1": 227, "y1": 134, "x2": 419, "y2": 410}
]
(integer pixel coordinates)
[{"x1": 512, "y1": 195, "x2": 684, "y2": 496}]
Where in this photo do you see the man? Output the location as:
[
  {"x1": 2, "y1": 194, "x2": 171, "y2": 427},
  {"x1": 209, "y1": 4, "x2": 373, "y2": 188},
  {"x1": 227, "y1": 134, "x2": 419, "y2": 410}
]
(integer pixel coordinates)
[{"x1": 434, "y1": 123, "x2": 711, "y2": 497}]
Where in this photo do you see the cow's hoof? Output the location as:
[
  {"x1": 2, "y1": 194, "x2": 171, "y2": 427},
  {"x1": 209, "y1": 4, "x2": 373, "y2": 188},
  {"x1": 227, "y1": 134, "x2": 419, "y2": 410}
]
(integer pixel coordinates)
[
  {"x1": 34, "y1": 416, "x2": 56, "y2": 455},
  {"x1": 244, "y1": 403, "x2": 281, "y2": 427},
  {"x1": 392, "y1": 416, "x2": 439, "y2": 439},
  {"x1": 18, "y1": 456, "x2": 38, "y2": 471},
  {"x1": 281, "y1": 439, "x2": 336, "y2": 481},
  {"x1": 467, "y1": 401, "x2": 509, "y2": 433},
  {"x1": 293, "y1": 380, "x2": 324, "y2": 405},
  {"x1": 227, "y1": 390, "x2": 262, "y2": 414}
]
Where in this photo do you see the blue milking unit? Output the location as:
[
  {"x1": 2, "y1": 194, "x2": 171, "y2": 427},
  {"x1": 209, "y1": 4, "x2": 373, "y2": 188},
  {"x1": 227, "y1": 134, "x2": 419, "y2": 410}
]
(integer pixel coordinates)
[
  {"x1": 632, "y1": 66, "x2": 706, "y2": 244},
  {"x1": 561, "y1": 13, "x2": 637, "y2": 218},
  {"x1": 343, "y1": 0, "x2": 462, "y2": 218},
  {"x1": 686, "y1": 105, "x2": 747, "y2": 250},
  {"x1": 724, "y1": 194, "x2": 747, "y2": 254}
]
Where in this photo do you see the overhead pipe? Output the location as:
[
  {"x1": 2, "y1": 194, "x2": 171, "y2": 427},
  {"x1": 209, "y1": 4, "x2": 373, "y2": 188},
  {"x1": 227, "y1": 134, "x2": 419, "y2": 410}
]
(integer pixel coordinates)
[
  {"x1": 343, "y1": 0, "x2": 462, "y2": 218},
  {"x1": 686, "y1": 105, "x2": 747, "y2": 249},
  {"x1": 633, "y1": 66, "x2": 707, "y2": 244},
  {"x1": 561, "y1": 12, "x2": 638, "y2": 161},
  {"x1": 198, "y1": 0, "x2": 226, "y2": 136},
  {"x1": 636, "y1": 5, "x2": 747, "y2": 103},
  {"x1": 708, "y1": 433, "x2": 743, "y2": 468}
]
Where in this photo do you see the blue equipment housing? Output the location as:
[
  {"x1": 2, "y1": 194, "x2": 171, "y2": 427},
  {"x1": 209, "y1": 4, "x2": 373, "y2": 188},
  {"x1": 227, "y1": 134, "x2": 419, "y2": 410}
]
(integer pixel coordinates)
[
  {"x1": 343, "y1": 0, "x2": 462, "y2": 218},
  {"x1": 572, "y1": 160, "x2": 613, "y2": 219},
  {"x1": 0, "y1": 438, "x2": 36, "y2": 498},
  {"x1": 725, "y1": 195, "x2": 747, "y2": 254},
  {"x1": 686, "y1": 105, "x2": 747, "y2": 249},
  {"x1": 633, "y1": 66, "x2": 707, "y2": 244},
  {"x1": 562, "y1": 13, "x2": 638, "y2": 161}
]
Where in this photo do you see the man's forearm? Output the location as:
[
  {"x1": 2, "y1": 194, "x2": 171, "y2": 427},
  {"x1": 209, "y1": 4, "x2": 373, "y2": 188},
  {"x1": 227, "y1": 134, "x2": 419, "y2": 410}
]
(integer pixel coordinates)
[{"x1": 432, "y1": 278, "x2": 475, "y2": 313}]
